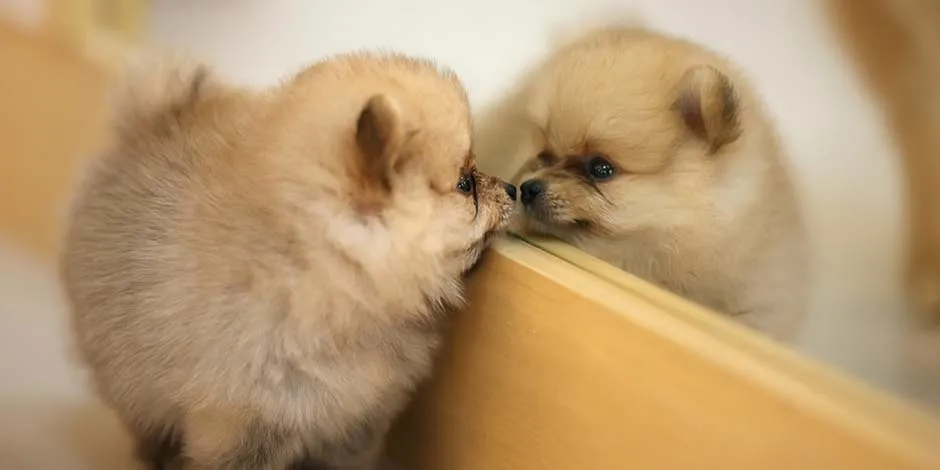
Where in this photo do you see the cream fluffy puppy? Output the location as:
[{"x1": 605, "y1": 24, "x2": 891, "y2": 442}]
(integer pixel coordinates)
[
  {"x1": 477, "y1": 26, "x2": 808, "y2": 341},
  {"x1": 61, "y1": 52, "x2": 515, "y2": 470}
]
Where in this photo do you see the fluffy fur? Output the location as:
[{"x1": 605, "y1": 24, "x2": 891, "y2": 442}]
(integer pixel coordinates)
[
  {"x1": 476, "y1": 26, "x2": 808, "y2": 341},
  {"x1": 60, "y1": 52, "x2": 515, "y2": 470}
]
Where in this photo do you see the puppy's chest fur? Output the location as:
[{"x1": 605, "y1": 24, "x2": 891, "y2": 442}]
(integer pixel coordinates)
[
  {"x1": 573, "y1": 230, "x2": 796, "y2": 309},
  {"x1": 571, "y1": 223, "x2": 806, "y2": 340},
  {"x1": 581, "y1": 237, "x2": 742, "y2": 307},
  {"x1": 249, "y1": 301, "x2": 449, "y2": 431}
]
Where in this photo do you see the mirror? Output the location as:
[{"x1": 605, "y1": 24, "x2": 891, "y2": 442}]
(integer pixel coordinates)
[
  {"x1": 468, "y1": 1, "x2": 939, "y2": 411},
  {"x1": 145, "y1": 0, "x2": 937, "y2": 413}
]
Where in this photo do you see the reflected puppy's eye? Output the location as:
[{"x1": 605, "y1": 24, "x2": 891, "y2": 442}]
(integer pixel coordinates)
[
  {"x1": 587, "y1": 155, "x2": 616, "y2": 181},
  {"x1": 456, "y1": 173, "x2": 475, "y2": 194}
]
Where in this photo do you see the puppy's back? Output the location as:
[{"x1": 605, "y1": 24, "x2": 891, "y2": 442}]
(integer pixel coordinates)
[{"x1": 60, "y1": 56, "x2": 278, "y2": 418}]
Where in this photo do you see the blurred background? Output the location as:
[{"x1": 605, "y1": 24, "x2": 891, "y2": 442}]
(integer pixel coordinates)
[{"x1": 0, "y1": 0, "x2": 935, "y2": 468}]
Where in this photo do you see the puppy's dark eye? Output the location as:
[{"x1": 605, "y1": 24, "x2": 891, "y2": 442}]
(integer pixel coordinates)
[
  {"x1": 587, "y1": 156, "x2": 616, "y2": 181},
  {"x1": 456, "y1": 174, "x2": 475, "y2": 194},
  {"x1": 536, "y1": 150, "x2": 556, "y2": 166}
]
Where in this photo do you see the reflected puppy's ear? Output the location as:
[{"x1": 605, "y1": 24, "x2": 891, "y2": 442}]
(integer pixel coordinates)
[
  {"x1": 353, "y1": 94, "x2": 406, "y2": 213},
  {"x1": 675, "y1": 65, "x2": 741, "y2": 152}
]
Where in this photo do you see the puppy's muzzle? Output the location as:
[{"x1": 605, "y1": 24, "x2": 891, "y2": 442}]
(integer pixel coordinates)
[{"x1": 519, "y1": 178, "x2": 557, "y2": 224}]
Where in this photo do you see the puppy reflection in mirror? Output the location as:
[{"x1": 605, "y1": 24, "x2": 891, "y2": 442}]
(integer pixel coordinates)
[{"x1": 486, "y1": 26, "x2": 808, "y2": 341}]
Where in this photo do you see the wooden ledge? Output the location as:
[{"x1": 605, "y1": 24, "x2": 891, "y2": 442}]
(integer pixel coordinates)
[{"x1": 388, "y1": 236, "x2": 940, "y2": 470}]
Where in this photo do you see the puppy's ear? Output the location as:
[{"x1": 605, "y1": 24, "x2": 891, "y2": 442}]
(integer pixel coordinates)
[
  {"x1": 354, "y1": 94, "x2": 405, "y2": 207},
  {"x1": 675, "y1": 65, "x2": 741, "y2": 152},
  {"x1": 112, "y1": 53, "x2": 220, "y2": 137}
]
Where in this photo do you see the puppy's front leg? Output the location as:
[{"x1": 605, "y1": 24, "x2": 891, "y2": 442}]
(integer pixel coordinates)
[{"x1": 182, "y1": 409, "x2": 300, "y2": 470}]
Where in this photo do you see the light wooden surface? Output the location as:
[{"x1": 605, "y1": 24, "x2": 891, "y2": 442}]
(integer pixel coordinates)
[
  {"x1": 47, "y1": 0, "x2": 145, "y2": 44},
  {"x1": 388, "y1": 237, "x2": 940, "y2": 470},
  {"x1": 0, "y1": 22, "x2": 109, "y2": 259},
  {"x1": 0, "y1": 1, "x2": 144, "y2": 259}
]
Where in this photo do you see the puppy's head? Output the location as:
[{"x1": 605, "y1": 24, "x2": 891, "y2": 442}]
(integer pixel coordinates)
[
  {"x1": 281, "y1": 53, "x2": 516, "y2": 274},
  {"x1": 512, "y1": 28, "x2": 748, "y2": 241}
]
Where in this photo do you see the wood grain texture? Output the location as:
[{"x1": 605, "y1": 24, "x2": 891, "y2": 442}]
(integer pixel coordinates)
[{"x1": 388, "y1": 237, "x2": 940, "y2": 470}]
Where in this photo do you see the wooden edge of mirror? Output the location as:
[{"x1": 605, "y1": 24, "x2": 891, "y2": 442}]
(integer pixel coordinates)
[{"x1": 387, "y1": 237, "x2": 940, "y2": 470}]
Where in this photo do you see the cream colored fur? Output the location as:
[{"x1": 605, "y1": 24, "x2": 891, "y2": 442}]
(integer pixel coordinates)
[{"x1": 60, "y1": 51, "x2": 514, "y2": 470}]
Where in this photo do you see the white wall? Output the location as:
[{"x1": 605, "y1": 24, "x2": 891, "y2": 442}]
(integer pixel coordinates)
[
  {"x1": 145, "y1": 1, "x2": 918, "y2": 398},
  {"x1": 0, "y1": 238, "x2": 138, "y2": 469}
]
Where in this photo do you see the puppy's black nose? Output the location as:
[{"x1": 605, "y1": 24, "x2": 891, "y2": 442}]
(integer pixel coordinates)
[
  {"x1": 502, "y1": 182, "x2": 517, "y2": 201},
  {"x1": 520, "y1": 179, "x2": 544, "y2": 205}
]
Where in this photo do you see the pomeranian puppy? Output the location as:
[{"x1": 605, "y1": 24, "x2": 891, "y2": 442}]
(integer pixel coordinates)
[
  {"x1": 60, "y1": 51, "x2": 516, "y2": 470},
  {"x1": 476, "y1": 26, "x2": 807, "y2": 341}
]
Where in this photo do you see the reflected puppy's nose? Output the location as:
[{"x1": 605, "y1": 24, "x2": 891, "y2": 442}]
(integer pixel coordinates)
[
  {"x1": 520, "y1": 179, "x2": 545, "y2": 205},
  {"x1": 502, "y1": 182, "x2": 517, "y2": 201}
]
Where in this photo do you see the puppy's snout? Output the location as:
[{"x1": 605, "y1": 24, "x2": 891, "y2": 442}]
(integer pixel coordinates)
[
  {"x1": 520, "y1": 179, "x2": 545, "y2": 205},
  {"x1": 502, "y1": 182, "x2": 517, "y2": 201}
]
